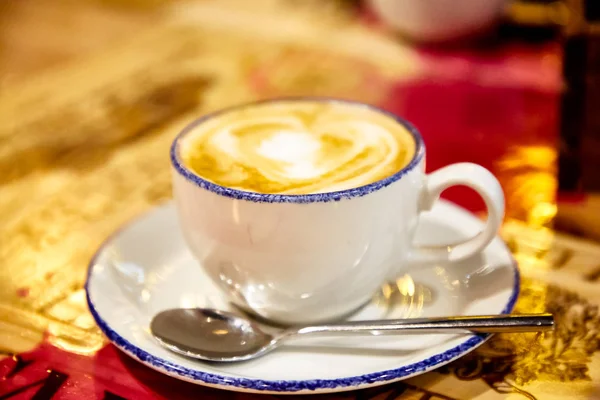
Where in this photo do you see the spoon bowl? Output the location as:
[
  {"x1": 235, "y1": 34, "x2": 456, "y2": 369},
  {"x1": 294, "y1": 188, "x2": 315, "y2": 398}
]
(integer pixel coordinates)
[{"x1": 151, "y1": 308, "x2": 278, "y2": 362}]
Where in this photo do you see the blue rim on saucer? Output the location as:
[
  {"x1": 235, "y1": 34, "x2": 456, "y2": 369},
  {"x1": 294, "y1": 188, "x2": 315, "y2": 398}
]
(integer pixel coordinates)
[
  {"x1": 85, "y1": 208, "x2": 520, "y2": 393},
  {"x1": 170, "y1": 97, "x2": 426, "y2": 204}
]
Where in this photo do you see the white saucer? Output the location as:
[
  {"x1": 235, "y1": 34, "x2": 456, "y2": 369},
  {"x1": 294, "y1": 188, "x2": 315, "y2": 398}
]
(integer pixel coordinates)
[{"x1": 85, "y1": 200, "x2": 519, "y2": 394}]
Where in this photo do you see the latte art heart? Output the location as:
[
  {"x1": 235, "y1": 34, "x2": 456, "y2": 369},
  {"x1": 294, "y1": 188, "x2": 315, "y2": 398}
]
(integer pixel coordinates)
[{"x1": 180, "y1": 101, "x2": 416, "y2": 194}]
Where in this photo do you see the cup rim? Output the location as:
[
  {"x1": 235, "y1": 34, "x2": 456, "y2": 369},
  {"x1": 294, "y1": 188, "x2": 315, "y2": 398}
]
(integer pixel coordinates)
[{"x1": 170, "y1": 97, "x2": 425, "y2": 203}]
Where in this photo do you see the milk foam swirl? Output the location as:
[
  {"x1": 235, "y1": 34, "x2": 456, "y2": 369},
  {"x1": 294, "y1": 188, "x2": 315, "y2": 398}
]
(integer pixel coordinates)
[{"x1": 181, "y1": 101, "x2": 415, "y2": 194}]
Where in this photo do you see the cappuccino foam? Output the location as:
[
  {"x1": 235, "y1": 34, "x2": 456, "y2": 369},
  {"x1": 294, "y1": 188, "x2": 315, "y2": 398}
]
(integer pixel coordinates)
[{"x1": 180, "y1": 101, "x2": 416, "y2": 194}]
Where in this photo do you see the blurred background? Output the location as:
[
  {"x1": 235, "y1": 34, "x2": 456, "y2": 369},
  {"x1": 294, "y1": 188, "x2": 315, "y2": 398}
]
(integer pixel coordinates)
[{"x1": 3, "y1": 0, "x2": 598, "y2": 236}]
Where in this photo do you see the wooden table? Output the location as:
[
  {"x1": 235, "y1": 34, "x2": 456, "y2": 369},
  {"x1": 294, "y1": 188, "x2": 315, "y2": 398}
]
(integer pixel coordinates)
[{"x1": 1, "y1": 1, "x2": 599, "y2": 399}]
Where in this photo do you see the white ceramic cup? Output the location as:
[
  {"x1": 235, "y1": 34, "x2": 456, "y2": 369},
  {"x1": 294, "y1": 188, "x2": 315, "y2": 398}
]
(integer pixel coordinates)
[{"x1": 171, "y1": 98, "x2": 505, "y2": 325}]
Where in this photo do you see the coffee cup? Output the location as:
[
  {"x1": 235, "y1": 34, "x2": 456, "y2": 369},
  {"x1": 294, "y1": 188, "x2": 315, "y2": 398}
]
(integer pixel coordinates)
[{"x1": 170, "y1": 98, "x2": 504, "y2": 325}]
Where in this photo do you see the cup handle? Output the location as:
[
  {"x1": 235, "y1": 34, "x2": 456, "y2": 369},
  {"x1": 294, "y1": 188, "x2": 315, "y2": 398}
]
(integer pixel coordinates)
[{"x1": 408, "y1": 163, "x2": 505, "y2": 263}]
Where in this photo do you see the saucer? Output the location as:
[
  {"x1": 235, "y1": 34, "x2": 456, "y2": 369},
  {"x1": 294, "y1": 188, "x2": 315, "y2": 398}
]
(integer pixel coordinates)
[{"x1": 85, "y1": 200, "x2": 519, "y2": 394}]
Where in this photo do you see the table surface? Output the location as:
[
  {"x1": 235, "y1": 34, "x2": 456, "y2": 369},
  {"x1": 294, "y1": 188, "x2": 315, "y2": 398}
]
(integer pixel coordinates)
[{"x1": 1, "y1": 1, "x2": 599, "y2": 399}]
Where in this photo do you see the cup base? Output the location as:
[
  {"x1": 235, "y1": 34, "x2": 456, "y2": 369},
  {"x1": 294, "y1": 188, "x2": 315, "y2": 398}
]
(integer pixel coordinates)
[{"x1": 229, "y1": 298, "x2": 375, "y2": 327}]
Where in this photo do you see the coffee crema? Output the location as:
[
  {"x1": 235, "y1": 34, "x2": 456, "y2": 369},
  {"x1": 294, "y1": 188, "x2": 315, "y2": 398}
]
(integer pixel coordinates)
[{"x1": 180, "y1": 101, "x2": 416, "y2": 194}]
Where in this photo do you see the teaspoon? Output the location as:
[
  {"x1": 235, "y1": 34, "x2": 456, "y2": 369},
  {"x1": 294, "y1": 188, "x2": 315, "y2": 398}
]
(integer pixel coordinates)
[{"x1": 150, "y1": 308, "x2": 554, "y2": 362}]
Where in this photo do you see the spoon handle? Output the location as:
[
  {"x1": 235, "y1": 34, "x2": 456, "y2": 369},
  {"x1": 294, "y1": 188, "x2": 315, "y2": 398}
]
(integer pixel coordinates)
[{"x1": 288, "y1": 314, "x2": 554, "y2": 337}]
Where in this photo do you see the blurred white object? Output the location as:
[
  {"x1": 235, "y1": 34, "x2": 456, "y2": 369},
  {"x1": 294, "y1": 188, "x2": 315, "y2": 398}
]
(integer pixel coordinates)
[{"x1": 367, "y1": 0, "x2": 509, "y2": 42}]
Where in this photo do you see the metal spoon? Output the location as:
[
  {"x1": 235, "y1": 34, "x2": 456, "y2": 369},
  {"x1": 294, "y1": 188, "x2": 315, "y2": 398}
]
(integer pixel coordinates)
[{"x1": 150, "y1": 308, "x2": 554, "y2": 362}]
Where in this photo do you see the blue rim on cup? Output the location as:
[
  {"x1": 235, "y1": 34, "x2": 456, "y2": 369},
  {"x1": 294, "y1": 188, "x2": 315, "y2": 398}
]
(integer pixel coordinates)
[{"x1": 170, "y1": 97, "x2": 426, "y2": 204}]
